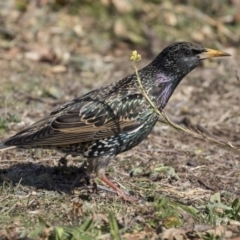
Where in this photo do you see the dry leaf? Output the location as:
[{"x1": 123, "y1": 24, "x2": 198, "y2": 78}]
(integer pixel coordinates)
[
  {"x1": 162, "y1": 228, "x2": 187, "y2": 240},
  {"x1": 51, "y1": 65, "x2": 67, "y2": 73},
  {"x1": 111, "y1": 0, "x2": 133, "y2": 13},
  {"x1": 205, "y1": 226, "x2": 232, "y2": 238}
]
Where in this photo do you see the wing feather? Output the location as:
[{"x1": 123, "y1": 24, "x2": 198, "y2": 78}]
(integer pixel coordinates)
[{"x1": 3, "y1": 91, "x2": 146, "y2": 147}]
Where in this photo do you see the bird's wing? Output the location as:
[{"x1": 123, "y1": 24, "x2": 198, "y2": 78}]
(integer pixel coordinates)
[{"x1": 3, "y1": 93, "x2": 146, "y2": 147}]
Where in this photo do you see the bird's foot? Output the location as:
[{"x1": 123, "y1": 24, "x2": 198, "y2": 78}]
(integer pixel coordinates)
[
  {"x1": 70, "y1": 168, "x2": 91, "y2": 189},
  {"x1": 99, "y1": 175, "x2": 137, "y2": 202},
  {"x1": 116, "y1": 188, "x2": 138, "y2": 202}
]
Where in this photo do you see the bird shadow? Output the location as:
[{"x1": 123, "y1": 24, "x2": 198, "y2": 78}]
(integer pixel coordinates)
[{"x1": 0, "y1": 160, "x2": 92, "y2": 195}]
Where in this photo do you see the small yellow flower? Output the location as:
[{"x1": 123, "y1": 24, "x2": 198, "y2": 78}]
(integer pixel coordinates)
[{"x1": 130, "y1": 50, "x2": 142, "y2": 63}]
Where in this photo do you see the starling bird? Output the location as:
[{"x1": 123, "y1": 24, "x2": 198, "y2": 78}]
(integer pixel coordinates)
[{"x1": 0, "y1": 42, "x2": 230, "y2": 200}]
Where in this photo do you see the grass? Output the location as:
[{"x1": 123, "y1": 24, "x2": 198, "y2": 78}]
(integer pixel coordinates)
[{"x1": 1, "y1": 173, "x2": 240, "y2": 239}]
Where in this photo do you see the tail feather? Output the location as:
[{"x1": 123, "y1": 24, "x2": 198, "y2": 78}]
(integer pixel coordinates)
[{"x1": 0, "y1": 143, "x2": 16, "y2": 152}]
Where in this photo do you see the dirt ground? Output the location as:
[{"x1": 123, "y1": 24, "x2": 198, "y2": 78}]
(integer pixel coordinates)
[{"x1": 0, "y1": 1, "x2": 240, "y2": 239}]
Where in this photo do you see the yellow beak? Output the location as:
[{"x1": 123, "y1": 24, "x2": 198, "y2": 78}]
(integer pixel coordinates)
[{"x1": 198, "y1": 48, "x2": 231, "y2": 60}]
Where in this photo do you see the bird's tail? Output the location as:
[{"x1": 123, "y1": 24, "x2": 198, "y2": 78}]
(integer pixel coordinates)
[{"x1": 0, "y1": 143, "x2": 16, "y2": 152}]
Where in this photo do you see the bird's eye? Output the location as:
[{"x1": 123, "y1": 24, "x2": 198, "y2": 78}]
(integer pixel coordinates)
[{"x1": 184, "y1": 49, "x2": 191, "y2": 56}]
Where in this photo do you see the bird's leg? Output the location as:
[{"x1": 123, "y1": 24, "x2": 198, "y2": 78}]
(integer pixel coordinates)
[
  {"x1": 70, "y1": 159, "x2": 91, "y2": 189},
  {"x1": 92, "y1": 156, "x2": 137, "y2": 201},
  {"x1": 98, "y1": 174, "x2": 136, "y2": 201}
]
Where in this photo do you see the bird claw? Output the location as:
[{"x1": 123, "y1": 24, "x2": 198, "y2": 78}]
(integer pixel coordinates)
[
  {"x1": 96, "y1": 184, "x2": 137, "y2": 201},
  {"x1": 117, "y1": 190, "x2": 138, "y2": 202},
  {"x1": 98, "y1": 175, "x2": 138, "y2": 201}
]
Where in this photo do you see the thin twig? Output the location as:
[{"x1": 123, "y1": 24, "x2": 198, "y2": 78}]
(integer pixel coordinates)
[{"x1": 130, "y1": 51, "x2": 240, "y2": 153}]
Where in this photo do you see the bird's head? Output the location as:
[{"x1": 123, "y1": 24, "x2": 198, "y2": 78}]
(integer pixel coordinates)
[
  {"x1": 153, "y1": 41, "x2": 230, "y2": 79},
  {"x1": 148, "y1": 41, "x2": 230, "y2": 109}
]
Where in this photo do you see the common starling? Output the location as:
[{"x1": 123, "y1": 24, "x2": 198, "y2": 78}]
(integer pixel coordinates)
[{"x1": 0, "y1": 42, "x2": 230, "y2": 200}]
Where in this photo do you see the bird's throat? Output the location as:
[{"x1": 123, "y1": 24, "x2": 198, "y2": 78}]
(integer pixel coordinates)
[{"x1": 148, "y1": 72, "x2": 180, "y2": 110}]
